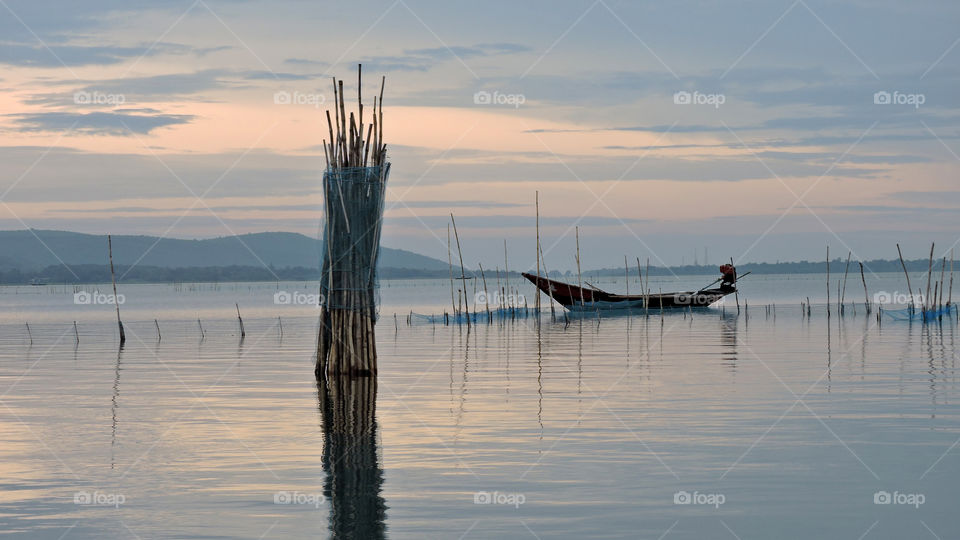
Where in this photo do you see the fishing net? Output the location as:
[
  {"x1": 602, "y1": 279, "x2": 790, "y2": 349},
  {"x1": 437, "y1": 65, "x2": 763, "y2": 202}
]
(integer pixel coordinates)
[
  {"x1": 883, "y1": 304, "x2": 956, "y2": 321},
  {"x1": 318, "y1": 165, "x2": 389, "y2": 313}
]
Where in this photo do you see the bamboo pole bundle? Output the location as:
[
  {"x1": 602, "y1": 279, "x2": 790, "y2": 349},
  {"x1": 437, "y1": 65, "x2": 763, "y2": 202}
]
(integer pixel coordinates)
[{"x1": 316, "y1": 65, "x2": 390, "y2": 378}]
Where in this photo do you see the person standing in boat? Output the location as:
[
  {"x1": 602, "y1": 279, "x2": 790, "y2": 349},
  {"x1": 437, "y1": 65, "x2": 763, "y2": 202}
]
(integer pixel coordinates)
[{"x1": 719, "y1": 264, "x2": 737, "y2": 293}]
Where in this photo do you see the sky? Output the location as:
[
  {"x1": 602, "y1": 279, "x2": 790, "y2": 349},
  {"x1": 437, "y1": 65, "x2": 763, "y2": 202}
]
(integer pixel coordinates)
[{"x1": 1, "y1": 0, "x2": 959, "y2": 272}]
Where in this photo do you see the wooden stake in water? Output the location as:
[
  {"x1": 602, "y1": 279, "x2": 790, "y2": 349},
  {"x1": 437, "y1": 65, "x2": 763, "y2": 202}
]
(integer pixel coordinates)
[
  {"x1": 535, "y1": 191, "x2": 541, "y2": 317},
  {"x1": 450, "y1": 213, "x2": 470, "y2": 328},
  {"x1": 840, "y1": 251, "x2": 851, "y2": 315},
  {"x1": 26, "y1": 322, "x2": 32, "y2": 345},
  {"x1": 198, "y1": 318, "x2": 205, "y2": 339},
  {"x1": 155, "y1": 319, "x2": 161, "y2": 341},
  {"x1": 859, "y1": 262, "x2": 870, "y2": 313},
  {"x1": 897, "y1": 243, "x2": 914, "y2": 311},
  {"x1": 575, "y1": 227, "x2": 584, "y2": 309},
  {"x1": 73, "y1": 321, "x2": 79, "y2": 344},
  {"x1": 478, "y1": 262, "x2": 491, "y2": 321},
  {"x1": 448, "y1": 224, "x2": 456, "y2": 316},
  {"x1": 926, "y1": 242, "x2": 935, "y2": 312},
  {"x1": 108, "y1": 235, "x2": 125, "y2": 346},
  {"x1": 236, "y1": 303, "x2": 246, "y2": 338},
  {"x1": 825, "y1": 246, "x2": 830, "y2": 318}
]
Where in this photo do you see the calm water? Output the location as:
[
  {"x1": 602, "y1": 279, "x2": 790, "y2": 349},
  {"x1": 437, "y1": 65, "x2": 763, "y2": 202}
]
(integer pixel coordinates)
[{"x1": 0, "y1": 274, "x2": 958, "y2": 539}]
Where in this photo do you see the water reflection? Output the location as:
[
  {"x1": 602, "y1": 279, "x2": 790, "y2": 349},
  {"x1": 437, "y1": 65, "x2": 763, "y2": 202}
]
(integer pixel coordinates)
[{"x1": 317, "y1": 376, "x2": 387, "y2": 539}]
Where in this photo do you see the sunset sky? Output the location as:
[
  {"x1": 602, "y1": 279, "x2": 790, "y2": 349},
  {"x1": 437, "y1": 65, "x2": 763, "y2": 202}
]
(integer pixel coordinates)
[{"x1": 1, "y1": 0, "x2": 958, "y2": 270}]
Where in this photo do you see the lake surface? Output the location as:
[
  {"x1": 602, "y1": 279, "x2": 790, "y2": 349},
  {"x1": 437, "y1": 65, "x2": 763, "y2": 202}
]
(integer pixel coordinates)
[{"x1": 0, "y1": 274, "x2": 957, "y2": 539}]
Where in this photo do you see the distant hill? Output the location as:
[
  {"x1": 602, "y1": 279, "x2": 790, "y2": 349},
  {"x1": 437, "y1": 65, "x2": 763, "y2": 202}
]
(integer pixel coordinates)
[{"x1": 0, "y1": 230, "x2": 449, "y2": 272}]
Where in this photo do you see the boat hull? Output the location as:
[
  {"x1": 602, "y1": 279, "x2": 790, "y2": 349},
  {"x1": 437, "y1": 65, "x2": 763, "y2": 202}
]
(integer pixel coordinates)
[{"x1": 521, "y1": 272, "x2": 733, "y2": 311}]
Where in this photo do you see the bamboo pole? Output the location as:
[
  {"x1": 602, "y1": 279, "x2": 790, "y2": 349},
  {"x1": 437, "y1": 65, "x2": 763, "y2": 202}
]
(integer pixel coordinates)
[
  {"x1": 25, "y1": 322, "x2": 32, "y2": 345},
  {"x1": 926, "y1": 242, "x2": 935, "y2": 312},
  {"x1": 198, "y1": 318, "x2": 205, "y2": 339},
  {"x1": 825, "y1": 246, "x2": 830, "y2": 317},
  {"x1": 478, "y1": 262, "x2": 491, "y2": 321},
  {"x1": 450, "y1": 214, "x2": 470, "y2": 328},
  {"x1": 535, "y1": 191, "x2": 541, "y2": 316},
  {"x1": 939, "y1": 257, "x2": 946, "y2": 310},
  {"x1": 448, "y1": 224, "x2": 456, "y2": 316},
  {"x1": 949, "y1": 250, "x2": 954, "y2": 307},
  {"x1": 236, "y1": 303, "x2": 246, "y2": 338},
  {"x1": 74, "y1": 321, "x2": 79, "y2": 343},
  {"x1": 107, "y1": 235, "x2": 125, "y2": 345},
  {"x1": 859, "y1": 262, "x2": 870, "y2": 313},
  {"x1": 840, "y1": 251, "x2": 851, "y2": 314},
  {"x1": 154, "y1": 319, "x2": 161, "y2": 342},
  {"x1": 897, "y1": 243, "x2": 914, "y2": 311},
  {"x1": 575, "y1": 227, "x2": 584, "y2": 309}
]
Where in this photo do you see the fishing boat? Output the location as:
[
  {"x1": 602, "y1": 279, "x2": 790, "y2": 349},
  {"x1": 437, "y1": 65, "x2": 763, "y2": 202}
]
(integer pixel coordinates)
[{"x1": 522, "y1": 265, "x2": 744, "y2": 311}]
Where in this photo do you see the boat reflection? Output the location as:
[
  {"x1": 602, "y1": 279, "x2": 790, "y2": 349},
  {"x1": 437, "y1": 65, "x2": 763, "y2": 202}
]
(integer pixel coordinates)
[{"x1": 317, "y1": 376, "x2": 387, "y2": 539}]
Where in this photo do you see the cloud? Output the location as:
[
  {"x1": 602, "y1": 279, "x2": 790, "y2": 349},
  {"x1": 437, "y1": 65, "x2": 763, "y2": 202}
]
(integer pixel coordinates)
[
  {"x1": 0, "y1": 41, "x2": 221, "y2": 67},
  {"x1": 7, "y1": 111, "x2": 194, "y2": 135}
]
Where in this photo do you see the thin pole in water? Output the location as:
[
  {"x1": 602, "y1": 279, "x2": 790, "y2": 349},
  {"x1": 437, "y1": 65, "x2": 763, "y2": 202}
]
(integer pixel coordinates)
[
  {"x1": 26, "y1": 322, "x2": 32, "y2": 345},
  {"x1": 108, "y1": 235, "x2": 125, "y2": 345},
  {"x1": 450, "y1": 213, "x2": 470, "y2": 328},
  {"x1": 198, "y1": 318, "x2": 205, "y2": 339},
  {"x1": 825, "y1": 246, "x2": 830, "y2": 318},
  {"x1": 236, "y1": 303, "x2": 246, "y2": 338},
  {"x1": 73, "y1": 321, "x2": 79, "y2": 344},
  {"x1": 860, "y1": 262, "x2": 870, "y2": 314},
  {"x1": 897, "y1": 243, "x2": 914, "y2": 312},
  {"x1": 841, "y1": 251, "x2": 851, "y2": 315},
  {"x1": 155, "y1": 319, "x2": 161, "y2": 342}
]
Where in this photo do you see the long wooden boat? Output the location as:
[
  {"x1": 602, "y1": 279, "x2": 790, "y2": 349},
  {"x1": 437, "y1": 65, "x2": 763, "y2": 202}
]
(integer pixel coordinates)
[{"x1": 522, "y1": 266, "x2": 740, "y2": 311}]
